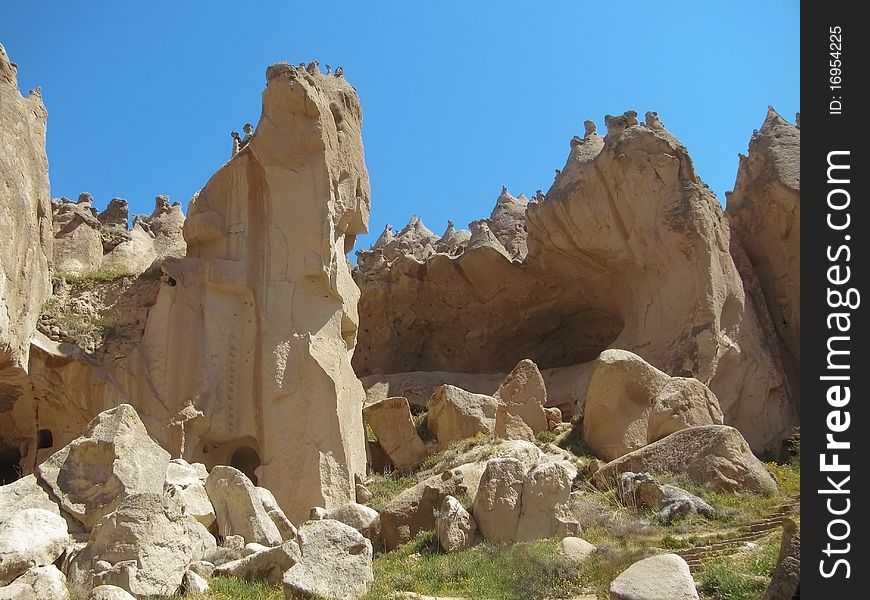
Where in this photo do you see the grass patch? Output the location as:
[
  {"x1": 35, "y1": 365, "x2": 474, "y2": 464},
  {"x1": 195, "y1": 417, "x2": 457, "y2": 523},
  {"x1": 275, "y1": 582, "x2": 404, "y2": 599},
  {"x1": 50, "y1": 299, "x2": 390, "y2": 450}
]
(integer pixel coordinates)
[
  {"x1": 41, "y1": 296, "x2": 108, "y2": 349},
  {"x1": 62, "y1": 266, "x2": 134, "y2": 286},
  {"x1": 537, "y1": 429, "x2": 557, "y2": 444},
  {"x1": 366, "y1": 470, "x2": 419, "y2": 511},
  {"x1": 697, "y1": 531, "x2": 781, "y2": 600}
]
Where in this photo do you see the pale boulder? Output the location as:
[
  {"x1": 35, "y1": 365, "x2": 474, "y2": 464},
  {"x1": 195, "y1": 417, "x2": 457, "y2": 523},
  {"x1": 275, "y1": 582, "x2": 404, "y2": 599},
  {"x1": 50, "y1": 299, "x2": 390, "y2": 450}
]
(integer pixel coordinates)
[
  {"x1": 0, "y1": 509, "x2": 68, "y2": 585},
  {"x1": 494, "y1": 360, "x2": 548, "y2": 435},
  {"x1": 471, "y1": 458, "x2": 525, "y2": 543},
  {"x1": 0, "y1": 584, "x2": 35, "y2": 600},
  {"x1": 324, "y1": 503, "x2": 380, "y2": 543},
  {"x1": 180, "y1": 570, "x2": 210, "y2": 594},
  {"x1": 427, "y1": 385, "x2": 497, "y2": 444},
  {"x1": 594, "y1": 425, "x2": 776, "y2": 494},
  {"x1": 16, "y1": 565, "x2": 69, "y2": 600},
  {"x1": 70, "y1": 493, "x2": 216, "y2": 597},
  {"x1": 583, "y1": 350, "x2": 723, "y2": 461},
  {"x1": 87, "y1": 586, "x2": 136, "y2": 600},
  {"x1": 610, "y1": 553, "x2": 699, "y2": 600},
  {"x1": 256, "y1": 487, "x2": 297, "y2": 540},
  {"x1": 0, "y1": 476, "x2": 60, "y2": 526},
  {"x1": 435, "y1": 496, "x2": 477, "y2": 552},
  {"x1": 515, "y1": 461, "x2": 576, "y2": 542},
  {"x1": 363, "y1": 397, "x2": 429, "y2": 471},
  {"x1": 557, "y1": 537, "x2": 596, "y2": 566},
  {"x1": 283, "y1": 519, "x2": 373, "y2": 600},
  {"x1": 35, "y1": 404, "x2": 171, "y2": 530},
  {"x1": 494, "y1": 407, "x2": 536, "y2": 442},
  {"x1": 214, "y1": 540, "x2": 301, "y2": 584},
  {"x1": 205, "y1": 466, "x2": 282, "y2": 546},
  {"x1": 165, "y1": 476, "x2": 215, "y2": 530}
]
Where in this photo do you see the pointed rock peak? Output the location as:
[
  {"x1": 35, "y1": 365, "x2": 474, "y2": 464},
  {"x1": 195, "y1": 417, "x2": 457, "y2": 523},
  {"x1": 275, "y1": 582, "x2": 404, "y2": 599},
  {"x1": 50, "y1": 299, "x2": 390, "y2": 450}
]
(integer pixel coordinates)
[
  {"x1": 584, "y1": 120, "x2": 598, "y2": 137},
  {"x1": 77, "y1": 192, "x2": 94, "y2": 205},
  {"x1": 497, "y1": 186, "x2": 517, "y2": 203},
  {"x1": 761, "y1": 105, "x2": 791, "y2": 132},
  {"x1": 466, "y1": 219, "x2": 510, "y2": 258},
  {"x1": 795, "y1": 112, "x2": 800, "y2": 128},
  {"x1": 645, "y1": 111, "x2": 665, "y2": 131},
  {"x1": 604, "y1": 111, "x2": 639, "y2": 136},
  {"x1": 442, "y1": 220, "x2": 456, "y2": 236},
  {"x1": 372, "y1": 224, "x2": 395, "y2": 249},
  {"x1": 398, "y1": 215, "x2": 437, "y2": 241},
  {"x1": 517, "y1": 193, "x2": 528, "y2": 201},
  {"x1": 570, "y1": 135, "x2": 583, "y2": 148}
]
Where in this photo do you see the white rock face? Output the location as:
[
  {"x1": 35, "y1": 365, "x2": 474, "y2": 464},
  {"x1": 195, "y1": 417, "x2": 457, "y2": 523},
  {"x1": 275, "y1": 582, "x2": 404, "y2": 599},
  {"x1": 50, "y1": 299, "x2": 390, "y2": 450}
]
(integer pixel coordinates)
[
  {"x1": 165, "y1": 462, "x2": 215, "y2": 530},
  {"x1": 0, "y1": 583, "x2": 36, "y2": 600},
  {"x1": 610, "y1": 553, "x2": 699, "y2": 600},
  {"x1": 471, "y1": 458, "x2": 525, "y2": 543},
  {"x1": 283, "y1": 519, "x2": 373, "y2": 600},
  {"x1": 0, "y1": 509, "x2": 69, "y2": 585},
  {"x1": 205, "y1": 466, "x2": 282, "y2": 546},
  {"x1": 70, "y1": 493, "x2": 216, "y2": 597},
  {"x1": 494, "y1": 360, "x2": 548, "y2": 436},
  {"x1": 515, "y1": 461, "x2": 575, "y2": 542},
  {"x1": 435, "y1": 496, "x2": 477, "y2": 552},
  {"x1": 214, "y1": 540, "x2": 301, "y2": 584},
  {"x1": 35, "y1": 404, "x2": 171, "y2": 530},
  {"x1": 256, "y1": 487, "x2": 297, "y2": 541},
  {"x1": 427, "y1": 385, "x2": 497, "y2": 444},
  {"x1": 15, "y1": 565, "x2": 69, "y2": 600}
]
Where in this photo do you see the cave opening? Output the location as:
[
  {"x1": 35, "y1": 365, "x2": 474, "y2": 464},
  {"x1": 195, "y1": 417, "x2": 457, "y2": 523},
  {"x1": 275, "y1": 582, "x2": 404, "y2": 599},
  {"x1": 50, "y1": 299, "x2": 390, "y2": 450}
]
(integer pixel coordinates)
[
  {"x1": 0, "y1": 446, "x2": 22, "y2": 485},
  {"x1": 230, "y1": 445, "x2": 261, "y2": 486}
]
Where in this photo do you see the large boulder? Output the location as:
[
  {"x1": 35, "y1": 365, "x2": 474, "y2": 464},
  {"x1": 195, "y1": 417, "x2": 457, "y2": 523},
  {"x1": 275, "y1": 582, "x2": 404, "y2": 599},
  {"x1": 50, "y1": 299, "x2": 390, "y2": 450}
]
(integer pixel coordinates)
[
  {"x1": 594, "y1": 425, "x2": 777, "y2": 494},
  {"x1": 35, "y1": 404, "x2": 170, "y2": 530},
  {"x1": 87, "y1": 586, "x2": 136, "y2": 600},
  {"x1": 427, "y1": 385, "x2": 497, "y2": 444},
  {"x1": 493, "y1": 360, "x2": 548, "y2": 436},
  {"x1": 70, "y1": 493, "x2": 216, "y2": 597},
  {"x1": 610, "y1": 553, "x2": 699, "y2": 600},
  {"x1": 14, "y1": 565, "x2": 69, "y2": 600},
  {"x1": 617, "y1": 472, "x2": 715, "y2": 524},
  {"x1": 214, "y1": 539, "x2": 301, "y2": 584},
  {"x1": 283, "y1": 519, "x2": 373, "y2": 600},
  {"x1": 164, "y1": 460, "x2": 215, "y2": 530},
  {"x1": 256, "y1": 487, "x2": 297, "y2": 541},
  {"x1": 472, "y1": 457, "x2": 576, "y2": 543},
  {"x1": 583, "y1": 350, "x2": 723, "y2": 461},
  {"x1": 205, "y1": 466, "x2": 282, "y2": 546},
  {"x1": 435, "y1": 495, "x2": 477, "y2": 553},
  {"x1": 0, "y1": 509, "x2": 68, "y2": 585},
  {"x1": 380, "y1": 463, "x2": 485, "y2": 551},
  {"x1": 0, "y1": 43, "x2": 53, "y2": 377},
  {"x1": 363, "y1": 397, "x2": 429, "y2": 471},
  {"x1": 0, "y1": 476, "x2": 60, "y2": 525},
  {"x1": 322, "y1": 503, "x2": 380, "y2": 543},
  {"x1": 0, "y1": 583, "x2": 35, "y2": 600}
]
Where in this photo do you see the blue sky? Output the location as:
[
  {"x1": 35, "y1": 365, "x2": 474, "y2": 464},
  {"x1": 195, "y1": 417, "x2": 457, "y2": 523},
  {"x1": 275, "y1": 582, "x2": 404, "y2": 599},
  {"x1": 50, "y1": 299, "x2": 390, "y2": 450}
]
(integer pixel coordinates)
[{"x1": 3, "y1": 1, "x2": 799, "y2": 253}]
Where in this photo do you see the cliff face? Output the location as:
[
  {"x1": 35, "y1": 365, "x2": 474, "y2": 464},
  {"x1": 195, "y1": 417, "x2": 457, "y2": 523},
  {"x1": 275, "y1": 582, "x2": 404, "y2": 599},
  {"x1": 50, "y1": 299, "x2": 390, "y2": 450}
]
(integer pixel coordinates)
[
  {"x1": 0, "y1": 44, "x2": 52, "y2": 377},
  {"x1": 726, "y1": 108, "x2": 800, "y2": 409},
  {"x1": 354, "y1": 112, "x2": 798, "y2": 454}
]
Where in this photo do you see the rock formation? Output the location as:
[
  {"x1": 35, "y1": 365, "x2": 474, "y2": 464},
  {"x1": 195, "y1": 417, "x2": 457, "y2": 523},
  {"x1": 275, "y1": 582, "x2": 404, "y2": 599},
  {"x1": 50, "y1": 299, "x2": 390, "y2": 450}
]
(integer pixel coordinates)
[
  {"x1": 0, "y1": 43, "x2": 53, "y2": 382},
  {"x1": 726, "y1": 108, "x2": 800, "y2": 408},
  {"x1": 354, "y1": 110, "x2": 797, "y2": 455}
]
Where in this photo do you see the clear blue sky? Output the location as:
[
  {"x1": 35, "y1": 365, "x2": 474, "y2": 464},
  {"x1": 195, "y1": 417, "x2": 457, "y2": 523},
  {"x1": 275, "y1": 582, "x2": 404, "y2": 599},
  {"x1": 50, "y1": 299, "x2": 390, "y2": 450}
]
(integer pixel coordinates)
[{"x1": 3, "y1": 1, "x2": 799, "y2": 253}]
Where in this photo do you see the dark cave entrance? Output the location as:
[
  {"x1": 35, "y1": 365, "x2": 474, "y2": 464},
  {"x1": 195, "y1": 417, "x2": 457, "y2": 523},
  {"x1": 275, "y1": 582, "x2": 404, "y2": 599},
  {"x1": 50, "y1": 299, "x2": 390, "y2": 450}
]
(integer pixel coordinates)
[
  {"x1": 230, "y1": 445, "x2": 261, "y2": 486},
  {"x1": 0, "y1": 446, "x2": 22, "y2": 485}
]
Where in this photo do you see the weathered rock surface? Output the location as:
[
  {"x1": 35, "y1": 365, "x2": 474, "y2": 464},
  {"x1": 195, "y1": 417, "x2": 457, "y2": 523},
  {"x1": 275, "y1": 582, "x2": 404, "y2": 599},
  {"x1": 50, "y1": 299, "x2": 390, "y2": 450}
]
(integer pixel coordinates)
[
  {"x1": 435, "y1": 495, "x2": 477, "y2": 552},
  {"x1": 556, "y1": 536, "x2": 596, "y2": 566},
  {"x1": 354, "y1": 111, "x2": 797, "y2": 455},
  {"x1": 594, "y1": 425, "x2": 777, "y2": 494},
  {"x1": 617, "y1": 472, "x2": 715, "y2": 524},
  {"x1": 15, "y1": 565, "x2": 69, "y2": 600},
  {"x1": 165, "y1": 460, "x2": 215, "y2": 530},
  {"x1": 0, "y1": 43, "x2": 53, "y2": 378},
  {"x1": 427, "y1": 385, "x2": 497, "y2": 444},
  {"x1": 322, "y1": 503, "x2": 380, "y2": 543},
  {"x1": 283, "y1": 519, "x2": 373, "y2": 600},
  {"x1": 35, "y1": 404, "x2": 170, "y2": 530},
  {"x1": 87, "y1": 585, "x2": 135, "y2": 600},
  {"x1": 727, "y1": 108, "x2": 800, "y2": 412},
  {"x1": 610, "y1": 553, "x2": 699, "y2": 600},
  {"x1": 180, "y1": 569, "x2": 210, "y2": 594},
  {"x1": 0, "y1": 583, "x2": 35, "y2": 600},
  {"x1": 762, "y1": 518, "x2": 799, "y2": 600},
  {"x1": 363, "y1": 397, "x2": 428, "y2": 471},
  {"x1": 583, "y1": 350, "x2": 723, "y2": 460},
  {"x1": 70, "y1": 492, "x2": 216, "y2": 597},
  {"x1": 256, "y1": 487, "x2": 297, "y2": 541},
  {"x1": 213, "y1": 539, "x2": 301, "y2": 584},
  {"x1": 0, "y1": 475, "x2": 60, "y2": 525},
  {"x1": 0, "y1": 509, "x2": 68, "y2": 585},
  {"x1": 205, "y1": 466, "x2": 282, "y2": 546},
  {"x1": 493, "y1": 360, "x2": 548, "y2": 436}
]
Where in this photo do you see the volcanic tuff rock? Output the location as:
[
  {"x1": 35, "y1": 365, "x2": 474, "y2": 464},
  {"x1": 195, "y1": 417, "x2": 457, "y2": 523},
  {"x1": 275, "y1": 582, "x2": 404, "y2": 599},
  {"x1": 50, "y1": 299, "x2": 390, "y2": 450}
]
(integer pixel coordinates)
[
  {"x1": 610, "y1": 553, "x2": 699, "y2": 600},
  {"x1": 0, "y1": 43, "x2": 53, "y2": 377},
  {"x1": 727, "y1": 107, "x2": 801, "y2": 407},
  {"x1": 355, "y1": 110, "x2": 797, "y2": 455}
]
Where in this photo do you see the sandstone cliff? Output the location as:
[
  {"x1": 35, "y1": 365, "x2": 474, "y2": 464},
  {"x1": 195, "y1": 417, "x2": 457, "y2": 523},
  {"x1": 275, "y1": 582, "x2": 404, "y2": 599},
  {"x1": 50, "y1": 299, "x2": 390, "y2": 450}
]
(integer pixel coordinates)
[
  {"x1": 354, "y1": 111, "x2": 797, "y2": 454},
  {"x1": 0, "y1": 43, "x2": 52, "y2": 377}
]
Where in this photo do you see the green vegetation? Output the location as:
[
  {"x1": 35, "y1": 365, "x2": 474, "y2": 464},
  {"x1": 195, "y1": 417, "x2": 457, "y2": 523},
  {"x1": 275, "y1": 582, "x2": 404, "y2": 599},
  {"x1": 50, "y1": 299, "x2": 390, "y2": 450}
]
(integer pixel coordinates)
[
  {"x1": 697, "y1": 531, "x2": 782, "y2": 600},
  {"x1": 41, "y1": 296, "x2": 109, "y2": 349},
  {"x1": 62, "y1": 266, "x2": 134, "y2": 286},
  {"x1": 365, "y1": 470, "x2": 419, "y2": 511},
  {"x1": 536, "y1": 429, "x2": 556, "y2": 444}
]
